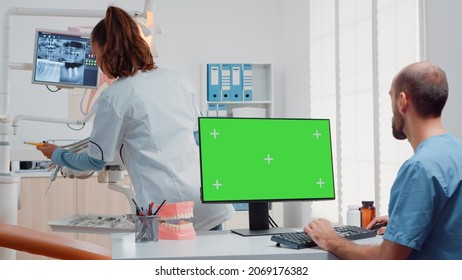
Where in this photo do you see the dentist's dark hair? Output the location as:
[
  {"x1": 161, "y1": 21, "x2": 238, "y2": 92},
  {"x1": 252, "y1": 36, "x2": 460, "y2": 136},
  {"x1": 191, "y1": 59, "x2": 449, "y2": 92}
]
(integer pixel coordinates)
[{"x1": 91, "y1": 6, "x2": 155, "y2": 78}]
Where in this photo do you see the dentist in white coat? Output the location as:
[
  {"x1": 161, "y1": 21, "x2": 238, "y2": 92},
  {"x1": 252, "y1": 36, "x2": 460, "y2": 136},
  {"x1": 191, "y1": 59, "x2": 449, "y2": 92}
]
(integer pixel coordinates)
[{"x1": 37, "y1": 6, "x2": 234, "y2": 230}]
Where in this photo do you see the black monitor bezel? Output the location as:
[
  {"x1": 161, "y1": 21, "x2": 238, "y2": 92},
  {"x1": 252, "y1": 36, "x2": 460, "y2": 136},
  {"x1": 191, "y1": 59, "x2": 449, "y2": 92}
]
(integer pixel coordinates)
[
  {"x1": 198, "y1": 117, "x2": 336, "y2": 236},
  {"x1": 198, "y1": 117, "x2": 336, "y2": 204}
]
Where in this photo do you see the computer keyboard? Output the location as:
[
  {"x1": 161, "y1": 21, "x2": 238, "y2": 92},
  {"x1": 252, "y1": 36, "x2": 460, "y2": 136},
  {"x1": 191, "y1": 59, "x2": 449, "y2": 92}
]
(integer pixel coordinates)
[{"x1": 270, "y1": 225, "x2": 377, "y2": 249}]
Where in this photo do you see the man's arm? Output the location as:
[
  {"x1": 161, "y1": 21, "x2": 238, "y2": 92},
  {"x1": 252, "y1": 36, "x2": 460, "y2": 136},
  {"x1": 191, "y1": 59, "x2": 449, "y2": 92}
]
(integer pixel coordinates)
[{"x1": 304, "y1": 218, "x2": 413, "y2": 259}]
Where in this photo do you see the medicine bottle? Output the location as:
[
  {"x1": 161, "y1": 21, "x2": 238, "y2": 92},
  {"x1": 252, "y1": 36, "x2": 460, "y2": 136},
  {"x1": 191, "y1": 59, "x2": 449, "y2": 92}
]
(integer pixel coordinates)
[
  {"x1": 346, "y1": 205, "x2": 361, "y2": 227},
  {"x1": 360, "y1": 201, "x2": 376, "y2": 228}
]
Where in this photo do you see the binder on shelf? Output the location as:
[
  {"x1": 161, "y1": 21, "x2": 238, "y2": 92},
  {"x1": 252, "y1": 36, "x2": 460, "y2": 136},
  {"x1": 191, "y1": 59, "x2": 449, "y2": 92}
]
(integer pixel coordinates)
[
  {"x1": 220, "y1": 64, "x2": 231, "y2": 101},
  {"x1": 207, "y1": 64, "x2": 221, "y2": 101},
  {"x1": 230, "y1": 64, "x2": 243, "y2": 101},
  {"x1": 243, "y1": 64, "x2": 253, "y2": 101},
  {"x1": 217, "y1": 104, "x2": 227, "y2": 117},
  {"x1": 207, "y1": 103, "x2": 218, "y2": 117}
]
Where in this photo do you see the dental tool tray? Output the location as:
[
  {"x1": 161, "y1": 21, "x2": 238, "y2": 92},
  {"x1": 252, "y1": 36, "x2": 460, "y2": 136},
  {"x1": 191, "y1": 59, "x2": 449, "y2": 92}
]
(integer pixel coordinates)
[{"x1": 48, "y1": 213, "x2": 135, "y2": 234}]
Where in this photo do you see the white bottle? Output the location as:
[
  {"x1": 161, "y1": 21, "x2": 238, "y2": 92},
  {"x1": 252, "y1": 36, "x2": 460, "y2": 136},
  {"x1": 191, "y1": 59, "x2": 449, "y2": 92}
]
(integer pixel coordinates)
[{"x1": 347, "y1": 205, "x2": 361, "y2": 227}]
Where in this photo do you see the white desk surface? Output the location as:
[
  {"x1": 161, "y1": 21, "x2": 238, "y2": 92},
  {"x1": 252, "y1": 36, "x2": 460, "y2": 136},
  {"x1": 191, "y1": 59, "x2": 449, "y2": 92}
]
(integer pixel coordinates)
[{"x1": 111, "y1": 230, "x2": 382, "y2": 260}]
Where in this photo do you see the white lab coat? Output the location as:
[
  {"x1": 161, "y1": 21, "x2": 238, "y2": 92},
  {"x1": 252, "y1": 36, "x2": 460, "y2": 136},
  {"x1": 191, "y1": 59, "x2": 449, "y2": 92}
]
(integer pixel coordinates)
[{"x1": 87, "y1": 68, "x2": 234, "y2": 230}]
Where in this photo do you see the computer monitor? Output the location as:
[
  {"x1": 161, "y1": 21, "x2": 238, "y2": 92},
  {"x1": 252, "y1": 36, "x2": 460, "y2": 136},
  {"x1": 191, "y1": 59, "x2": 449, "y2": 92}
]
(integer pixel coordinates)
[
  {"x1": 199, "y1": 117, "x2": 336, "y2": 236},
  {"x1": 32, "y1": 29, "x2": 99, "y2": 89}
]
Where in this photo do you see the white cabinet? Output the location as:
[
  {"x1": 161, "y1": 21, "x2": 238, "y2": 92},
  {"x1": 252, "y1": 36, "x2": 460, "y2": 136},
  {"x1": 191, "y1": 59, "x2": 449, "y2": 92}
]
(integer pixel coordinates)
[
  {"x1": 201, "y1": 63, "x2": 273, "y2": 118},
  {"x1": 16, "y1": 175, "x2": 132, "y2": 260}
]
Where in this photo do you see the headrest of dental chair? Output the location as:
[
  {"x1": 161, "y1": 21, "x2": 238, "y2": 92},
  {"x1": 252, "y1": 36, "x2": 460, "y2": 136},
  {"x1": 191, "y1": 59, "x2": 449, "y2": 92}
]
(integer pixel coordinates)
[{"x1": 0, "y1": 223, "x2": 111, "y2": 260}]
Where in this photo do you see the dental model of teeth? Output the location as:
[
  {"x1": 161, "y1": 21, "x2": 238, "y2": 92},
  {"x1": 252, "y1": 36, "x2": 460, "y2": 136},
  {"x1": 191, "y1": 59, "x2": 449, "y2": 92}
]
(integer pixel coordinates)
[{"x1": 157, "y1": 201, "x2": 196, "y2": 240}]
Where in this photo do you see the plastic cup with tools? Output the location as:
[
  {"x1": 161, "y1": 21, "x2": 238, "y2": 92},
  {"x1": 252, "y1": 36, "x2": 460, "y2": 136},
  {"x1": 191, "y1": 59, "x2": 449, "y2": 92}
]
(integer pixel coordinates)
[{"x1": 135, "y1": 215, "x2": 159, "y2": 243}]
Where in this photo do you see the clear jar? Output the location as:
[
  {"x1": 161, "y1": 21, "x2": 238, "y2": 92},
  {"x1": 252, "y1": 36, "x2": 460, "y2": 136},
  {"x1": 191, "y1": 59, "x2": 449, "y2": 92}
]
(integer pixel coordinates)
[
  {"x1": 346, "y1": 205, "x2": 361, "y2": 227},
  {"x1": 360, "y1": 201, "x2": 376, "y2": 228}
]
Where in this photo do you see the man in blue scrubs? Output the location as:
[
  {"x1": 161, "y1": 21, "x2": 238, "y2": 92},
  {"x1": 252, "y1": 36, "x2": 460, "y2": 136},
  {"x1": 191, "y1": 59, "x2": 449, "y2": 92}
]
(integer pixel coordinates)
[{"x1": 304, "y1": 62, "x2": 462, "y2": 259}]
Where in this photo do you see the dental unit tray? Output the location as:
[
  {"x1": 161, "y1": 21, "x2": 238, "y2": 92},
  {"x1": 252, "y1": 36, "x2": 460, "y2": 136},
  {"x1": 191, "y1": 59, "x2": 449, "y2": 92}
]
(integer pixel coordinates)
[
  {"x1": 48, "y1": 213, "x2": 135, "y2": 234},
  {"x1": 48, "y1": 201, "x2": 196, "y2": 239}
]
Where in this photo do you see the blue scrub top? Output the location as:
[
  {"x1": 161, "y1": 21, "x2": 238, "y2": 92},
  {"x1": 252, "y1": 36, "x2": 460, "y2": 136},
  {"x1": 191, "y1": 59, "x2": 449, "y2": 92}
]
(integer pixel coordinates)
[{"x1": 383, "y1": 134, "x2": 462, "y2": 259}]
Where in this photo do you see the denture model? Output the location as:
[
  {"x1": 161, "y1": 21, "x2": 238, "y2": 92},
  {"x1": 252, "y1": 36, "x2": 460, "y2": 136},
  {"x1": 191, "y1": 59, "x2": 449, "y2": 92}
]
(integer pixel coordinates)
[{"x1": 156, "y1": 201, "x2": 196, "y2": 240}]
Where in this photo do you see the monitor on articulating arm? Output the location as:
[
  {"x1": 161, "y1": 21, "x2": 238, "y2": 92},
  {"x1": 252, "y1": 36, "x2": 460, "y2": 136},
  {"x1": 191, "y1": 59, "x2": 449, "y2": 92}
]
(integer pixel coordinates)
[{"x1": 31, "y1": 28, "x2": 99, "y2": 89}]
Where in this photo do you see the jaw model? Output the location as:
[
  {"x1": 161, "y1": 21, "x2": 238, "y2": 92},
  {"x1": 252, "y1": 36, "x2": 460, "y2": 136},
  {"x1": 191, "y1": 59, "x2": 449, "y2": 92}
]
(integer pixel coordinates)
[{"x1": 156, "y1": 201, "x2": 196, "y2": 240}]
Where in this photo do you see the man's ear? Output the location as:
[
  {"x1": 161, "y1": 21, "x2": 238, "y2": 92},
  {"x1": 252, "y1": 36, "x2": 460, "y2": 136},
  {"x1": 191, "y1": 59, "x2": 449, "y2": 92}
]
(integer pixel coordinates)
[{"x1": 398, "y1": 91, "x2": 409, "y2": 113}]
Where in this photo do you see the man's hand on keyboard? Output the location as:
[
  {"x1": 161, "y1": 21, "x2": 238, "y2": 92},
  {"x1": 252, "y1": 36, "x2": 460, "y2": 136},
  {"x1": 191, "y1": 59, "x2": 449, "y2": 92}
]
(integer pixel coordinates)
[
  {"x1": 303, "y1": 218, "x2": 340, "y2": 251},
  {"x1": 366, "y1": 215, "x2": 388, "y2": 235}
]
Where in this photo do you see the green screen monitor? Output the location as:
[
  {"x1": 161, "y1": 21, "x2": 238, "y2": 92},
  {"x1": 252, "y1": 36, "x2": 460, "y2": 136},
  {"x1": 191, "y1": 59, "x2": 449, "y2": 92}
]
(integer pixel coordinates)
[{"x1": 199, "y1": 117, "x2": 335, "y2": 236}]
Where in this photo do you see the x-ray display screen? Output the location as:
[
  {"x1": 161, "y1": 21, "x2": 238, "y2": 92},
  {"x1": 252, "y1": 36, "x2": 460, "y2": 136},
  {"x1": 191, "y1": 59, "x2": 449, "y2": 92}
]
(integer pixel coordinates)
[
  {"x1": 199, "y1": 117, "x2": 336, "y2": 203},
  {"x1": 32, "y1": 29, "x2": 99, "y2": 89}
]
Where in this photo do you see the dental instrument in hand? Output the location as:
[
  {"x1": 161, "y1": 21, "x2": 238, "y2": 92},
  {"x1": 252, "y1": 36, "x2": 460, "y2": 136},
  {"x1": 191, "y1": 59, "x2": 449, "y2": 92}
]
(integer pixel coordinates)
[
  {"x1": 24, "y1": 141, "x2": 46, "y2": 147},
  {"x1": 45, "y1": 165, "x2": 62, "y2": 196},
  {"x1": 43, "y1": 138, "x2": 91, "y2": 196}
]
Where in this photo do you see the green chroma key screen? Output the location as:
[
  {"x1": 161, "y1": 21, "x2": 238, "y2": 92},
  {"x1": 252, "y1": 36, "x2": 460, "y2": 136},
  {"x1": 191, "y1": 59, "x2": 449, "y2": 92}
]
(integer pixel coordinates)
[{"x1": 199, "y1": 117, "x2": 335, "y2": 203}]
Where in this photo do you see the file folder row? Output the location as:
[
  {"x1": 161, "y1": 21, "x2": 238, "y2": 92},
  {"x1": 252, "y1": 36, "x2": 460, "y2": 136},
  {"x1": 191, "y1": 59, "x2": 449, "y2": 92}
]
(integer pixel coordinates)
[{"x1": 207, "y1": 64, "x2": 253, "y2": 102}]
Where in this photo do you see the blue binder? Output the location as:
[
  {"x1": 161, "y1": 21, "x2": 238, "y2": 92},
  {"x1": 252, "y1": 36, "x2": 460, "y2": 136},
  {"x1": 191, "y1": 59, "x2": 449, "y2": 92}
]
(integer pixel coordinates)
[
  {"x1": 220, "y1": 64, "x2": 231, "y2": 101},
  {"x1": 207, "y1": 64, "x2": 221, "y2": 101},
  {"x1": 230, "y1": 64, "x2": 243, "y2": 101},
  {"x1": 243, "y1": 64, "x2": 253, "y2": 101}
]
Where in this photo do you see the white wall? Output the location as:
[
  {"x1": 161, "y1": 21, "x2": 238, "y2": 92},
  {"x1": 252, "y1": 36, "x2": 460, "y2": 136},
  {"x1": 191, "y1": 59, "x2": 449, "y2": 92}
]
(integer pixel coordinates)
[
  {"x1": 280, "y1": 0, "x2": 310, "y2": 118},
  {"x1": 426, "y1": 0, "x2": 462, "y2": 139}
]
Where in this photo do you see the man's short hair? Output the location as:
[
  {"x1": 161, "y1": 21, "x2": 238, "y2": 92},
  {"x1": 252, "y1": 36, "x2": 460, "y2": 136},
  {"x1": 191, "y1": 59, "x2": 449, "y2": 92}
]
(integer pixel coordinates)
[{"x1": 394, "y1": 62, "x2": 448, "y2": 118}]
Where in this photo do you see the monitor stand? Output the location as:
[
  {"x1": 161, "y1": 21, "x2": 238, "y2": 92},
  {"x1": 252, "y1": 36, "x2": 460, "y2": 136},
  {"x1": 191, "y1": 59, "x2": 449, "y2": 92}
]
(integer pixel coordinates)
[{"x1": 230, "y1": 202, "x2": 297, "y2": 236}]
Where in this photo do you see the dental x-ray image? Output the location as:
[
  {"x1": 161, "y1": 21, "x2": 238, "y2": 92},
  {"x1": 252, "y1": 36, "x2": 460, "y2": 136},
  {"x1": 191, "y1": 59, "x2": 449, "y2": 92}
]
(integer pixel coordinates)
[{"x1": 32, "y1": 29, "x2": 99, "y2": 89}]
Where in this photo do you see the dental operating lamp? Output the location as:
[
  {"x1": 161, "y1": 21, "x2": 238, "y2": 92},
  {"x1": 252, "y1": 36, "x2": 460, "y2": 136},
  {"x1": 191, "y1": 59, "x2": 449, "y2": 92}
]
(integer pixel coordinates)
[{"x1": 0, "y1": 0, "x2": 158, "y2": 259}]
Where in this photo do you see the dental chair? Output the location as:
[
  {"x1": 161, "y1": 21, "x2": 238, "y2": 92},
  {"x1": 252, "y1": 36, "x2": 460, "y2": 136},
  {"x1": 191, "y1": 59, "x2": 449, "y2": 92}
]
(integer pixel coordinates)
[{"x1": 0, "y1": 223, "x2": 111, "y2": 260}]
